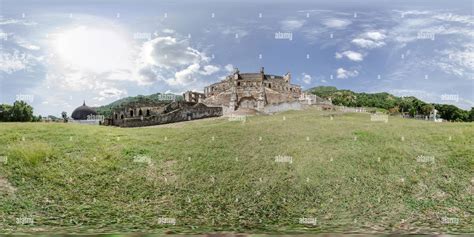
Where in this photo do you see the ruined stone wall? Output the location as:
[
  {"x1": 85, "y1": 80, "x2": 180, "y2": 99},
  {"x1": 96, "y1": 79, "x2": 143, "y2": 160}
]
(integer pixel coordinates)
[
  {"x1": 116, "y1": 106, "x2": 222, "y2": 127},
  {"x1": 262, "y1": 101, "x2": 303, "y2": 114},
  {"x1": 265, "y1": 89, "x2": 299, "y2": 104},
  {"x1": 113, "y1": 106, "x2": 166, "y2": 122}
]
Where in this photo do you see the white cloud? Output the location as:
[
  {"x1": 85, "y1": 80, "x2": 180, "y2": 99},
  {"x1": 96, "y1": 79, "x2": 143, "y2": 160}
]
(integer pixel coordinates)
[
  {"x1": 386, "y1": 11, "x2": 474, "y2": 82},
  {"x1": 352, "y1": 31, "x2": 386, "y2": 49},
  {"x1": 0, "y1": 50, "x2": 31, "y2": 73},
  {"x1": 388, "y1": 13, "x2": 474, "y2": 45},
  {"x1": 352, "y1": 38, "x2": 385, "y2": 49},
  {"x1": 16, "y1": 37, "x2": 41, "y2": 50},
  {"x1": 435, "y1": 46, "x2": 474, "y2": 78},
  {"x1": 336, "y1": 68, "x2": 359, "y2": 79},
  {"x1": 393, "y1": 10, "x2": 431, "y2": 17},
  {"x1": 323, "y1": 18, "x2": 351, "y2": 29},
  {"x1": 225, "y1": 64, "x2": 234, "y2": 72},
  {"x1": 162, "y1": 28, "x2": 175, "y2": 34},
  {"x1": 365, "y1": 31, "x2": 386, "y2": 41},
  {"x1": 301, "y1": 73, "x2": 312, "y2": 84},
  {"x1": 432, "y1": 13, "x2": 474, "y2": 25},
  {"x1": 201, "y1": 65, "x2": 219, "y2": 75},
  {"x1": 139, "y1": 36, "x2": 208, "y2": 69},
  {"x1": 220, "y1": 26, "x2": 249, "y2": 39},
  {"x1": 335, "y1": 50, "x2": 364, "y2": 61},
  {"x1": 168, "y1": 63, "x2": 201, "y2": 86},
  {"x1": 96, "y1": 88, "x2": 127, "y2": 101},
  {"x1": 280, "y1": 19, "x2": 305, "y2": 31},
  {"x1": 136, "y1": 35, "x2": 219, "y2": 86},
  {"x1": 0, "y1": 18, "x2": 37, "y2": 26},
  {"x1": 167, "y1": 63, "x2": 220, "y2": 86},
  {"x1": 135, "y1": 65, "x2": 167, "y2": 85}
]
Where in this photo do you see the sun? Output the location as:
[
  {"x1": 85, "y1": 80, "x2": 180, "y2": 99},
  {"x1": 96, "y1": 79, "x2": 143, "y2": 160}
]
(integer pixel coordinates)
[{"x1": 53, "y1": 25, "x2": 133, "y2": 73}]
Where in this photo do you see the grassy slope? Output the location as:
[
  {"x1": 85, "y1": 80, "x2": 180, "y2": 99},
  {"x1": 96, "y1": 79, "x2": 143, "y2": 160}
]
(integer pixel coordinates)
[{"x1": 0, "y1": 109, "x2": 472, "y2": 234}]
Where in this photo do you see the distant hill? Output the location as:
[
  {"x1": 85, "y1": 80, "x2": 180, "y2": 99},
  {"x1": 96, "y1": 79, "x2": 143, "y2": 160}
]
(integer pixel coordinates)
[
  {"x1": 306, "y1": 86, "x2": 473, "y2": 122},
  {"x1": 95, "y1": 93, "x2": 183, "y2": 117}
]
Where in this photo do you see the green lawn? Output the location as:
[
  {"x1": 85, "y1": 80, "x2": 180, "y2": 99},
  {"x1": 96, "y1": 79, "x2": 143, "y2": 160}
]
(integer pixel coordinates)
[{"x1": 0, "y1": 109, "x2": 473, "y2": 234}]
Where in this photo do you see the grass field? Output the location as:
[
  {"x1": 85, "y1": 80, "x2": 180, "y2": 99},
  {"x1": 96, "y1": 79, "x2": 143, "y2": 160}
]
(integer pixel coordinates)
[{"x1": 0, "y1": 109, "x2": 473, "y2": 234}]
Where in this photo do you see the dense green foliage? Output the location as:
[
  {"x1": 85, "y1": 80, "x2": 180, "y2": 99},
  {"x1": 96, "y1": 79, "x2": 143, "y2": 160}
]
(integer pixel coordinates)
[
  {"x1": 308, "y1": 86, "x2": 472, "y2": 122},
  {"x1": 95, "y1": 93, "x2": 183, "y2": 117},
  {"x1": 0, "y1": 101, "x2": 39, "y2": 122}
]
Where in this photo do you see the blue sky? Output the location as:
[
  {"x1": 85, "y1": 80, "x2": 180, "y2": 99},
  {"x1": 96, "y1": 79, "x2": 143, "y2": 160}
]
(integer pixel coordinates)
[{"x1": 1, "y1": 0, "x2": 473, "y2": 116}]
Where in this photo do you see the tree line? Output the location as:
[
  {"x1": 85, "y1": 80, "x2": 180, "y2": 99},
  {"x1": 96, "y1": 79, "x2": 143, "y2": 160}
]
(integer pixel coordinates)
[
  {"x1": 308, "y1": 86, "x2": 474, "y2": 122},
  {"x1": 0, "y1": 101, "x2": 41, "y2": 122}
]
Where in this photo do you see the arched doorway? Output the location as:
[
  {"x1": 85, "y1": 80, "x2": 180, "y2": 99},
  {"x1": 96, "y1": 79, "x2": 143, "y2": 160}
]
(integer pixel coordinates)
[{"x1": 237, "y1": 97, "x2": 257, "y2": 110}]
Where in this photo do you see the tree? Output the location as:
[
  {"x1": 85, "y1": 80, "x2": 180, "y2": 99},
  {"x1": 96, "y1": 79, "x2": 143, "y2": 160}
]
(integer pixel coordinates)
[
  {"x1": 0, "y1": 104, "x2": 13, "y2": 121},
  {"x1": 388, "y1": 106, "x2": 400, "y2": 115},
  {"x1": 470, "y1": 108, "x2": 474, "y2": 122},
  {"x1": 61, "y1": 111, "x2": 68, "y2": 123},
  {"x1": 421, "y1": 104, "x2": 434, "y2": 116},
  {"x1": 398, "y1": 99, "x2": 413, "y2": 114},
  {"x1": 10, "y1": 101, "x2": 34, "y2": 122}
]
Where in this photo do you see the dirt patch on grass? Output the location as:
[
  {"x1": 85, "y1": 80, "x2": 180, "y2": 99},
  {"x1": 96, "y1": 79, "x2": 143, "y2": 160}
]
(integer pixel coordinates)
[
  {"x1": 145, "y1": 160, "x2": 177, "y2": 183},
  {"x1": 0, "y1": 176, "x2": 16, "y2": 195},
  {"x1": 161, "y1": 160, "x2": 177, "y2": 183}
]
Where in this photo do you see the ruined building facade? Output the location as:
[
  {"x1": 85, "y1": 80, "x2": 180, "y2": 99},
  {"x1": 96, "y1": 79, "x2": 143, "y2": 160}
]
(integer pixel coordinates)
[
  {"x1": 104, "y1": 101, "x2": 222, "y2": 127},
  {"x1": 105, "y1": 67, "x2": 329, "y2": 127},
  {"x1": 194, "y1": 67, "x2": 303, "y2": 114}
]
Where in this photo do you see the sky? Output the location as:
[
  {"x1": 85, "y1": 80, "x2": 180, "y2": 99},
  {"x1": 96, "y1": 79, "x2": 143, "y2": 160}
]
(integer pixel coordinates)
[{"x1": 0, "y1": 0, "x2": 473, "y2": 116}]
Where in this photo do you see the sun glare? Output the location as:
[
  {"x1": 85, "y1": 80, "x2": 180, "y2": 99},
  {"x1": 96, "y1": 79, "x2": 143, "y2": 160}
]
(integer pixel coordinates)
[{"x1": 53, "y1": 26, "x2": 133, "y2": 73}]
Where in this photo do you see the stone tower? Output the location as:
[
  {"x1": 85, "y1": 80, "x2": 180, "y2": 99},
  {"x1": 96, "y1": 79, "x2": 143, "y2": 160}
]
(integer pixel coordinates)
[
  {"x1": 257, "y1": 81, "x2": 266, "y2": 111},
  {"x1": 284, "y1": 72, "x2": 291, "y2": 83},
  {"x1": 229, "y1": 79, "x2": 237, "y2": 111}
]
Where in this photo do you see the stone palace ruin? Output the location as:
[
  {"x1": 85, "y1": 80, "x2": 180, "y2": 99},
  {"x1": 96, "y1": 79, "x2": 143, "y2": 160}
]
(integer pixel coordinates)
[{"x1": 104, "y1": 67, "x2": 331, "y2": 127}]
